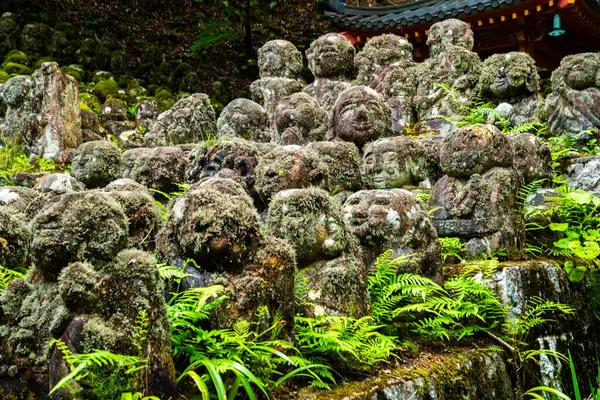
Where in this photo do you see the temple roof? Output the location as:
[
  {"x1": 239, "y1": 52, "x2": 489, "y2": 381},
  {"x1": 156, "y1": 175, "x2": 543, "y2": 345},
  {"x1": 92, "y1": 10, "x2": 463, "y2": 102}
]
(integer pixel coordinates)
[{"x1": 326, "y1": 0, "x2": 600, "y2": 31}]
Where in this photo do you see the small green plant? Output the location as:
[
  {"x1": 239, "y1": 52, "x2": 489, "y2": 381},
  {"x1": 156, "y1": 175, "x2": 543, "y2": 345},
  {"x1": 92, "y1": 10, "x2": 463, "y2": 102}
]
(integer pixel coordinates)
[
  {"x1": 150, "y1": 183, "x2": 190, "y2": 221},
  {"x1": 439, "y1": 237, "x2": 466, "y2": 263},
  {"x1": 120, "y1": 393, "x2": 161, "y2": 400},
  {"x1": 0, "y1": 265, "x2": 25, "y2": 294},
  {"x1": 0, "y1": 136, "x2": 61, "y2": 185},
  {"x1": 583, "y1": 138, "x2": 600, "y2": 155}
]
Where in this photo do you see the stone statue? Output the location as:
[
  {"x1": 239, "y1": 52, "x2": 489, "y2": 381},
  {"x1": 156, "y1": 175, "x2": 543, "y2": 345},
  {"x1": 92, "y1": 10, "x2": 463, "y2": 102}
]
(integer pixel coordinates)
[
  {"x1": 255, "y1": 145, "x2": 329, "y2": 203},
  {"x1": 545, "y1": 52, "x2": 600, "y2": 139},
  {"x1": 217, "y1": 98, "x2": 271, "y2": 142},
  {"x1": 429, "y1": 124, "x2": 520, "y2": 257},
  {"x1": 273, "y1": 92, "x2": 329, "y2": 145},
  {"x1": 479, "y1": 52, "x2": 542, "y2": 127},
  {"x1": 250, "y1": 40, "x2": 305, "y2": 118},
  {"x1": 363, "y1": 136, "x2": 443, "y2": 189},
  {"x1": 426, "y1": 18, "x2": 475, "y2": 58},
  {"x1": 306, "y1": 141, "x2": 363, "y2": 198},
  {"x1": 304, "y1": 33, "x2": 355, "y2": 110},
  {"x1": 343, "y1": 189, "x2": 442, "y2": 282},
  {"x1": 327, "y1": 86, "x2": 393, "y2": 150},
  {"x1": 266, "y1": 188, "x2": 369, "y2": 317},
  {"x1": 355, "y1": 34, "x2": 414, "y2": 87}
]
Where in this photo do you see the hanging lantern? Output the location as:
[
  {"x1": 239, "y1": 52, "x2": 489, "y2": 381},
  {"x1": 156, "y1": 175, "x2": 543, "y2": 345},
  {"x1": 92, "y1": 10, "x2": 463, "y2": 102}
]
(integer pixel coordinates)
[{"x1": 549, "y1": 13, "x2": 566, "y2": 36}]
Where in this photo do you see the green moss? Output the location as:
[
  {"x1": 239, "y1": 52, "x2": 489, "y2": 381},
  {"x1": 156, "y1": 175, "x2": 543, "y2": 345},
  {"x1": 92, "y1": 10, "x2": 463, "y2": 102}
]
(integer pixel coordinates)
[
  {"x1": 61, "y1": 65, "x2": 85, "y2": 82},
  {"x1": 1, "y1": 62, "x2": 32, "y2": 75},
  {"x1": 34, "y1": 56, "x2": 55, "y2": 69},
  {"x1": 93, "y1": 78, "x2": 120, "y2": 102},
  {"x1": 0, "y1": 69, "x2": 9, "y2": 83},
  {"x1": 80, "y1": 93, "x2": 102, "y2": 111},
  {"x1": 3, "y1": 51, "x2": 29, "y2": 66}
]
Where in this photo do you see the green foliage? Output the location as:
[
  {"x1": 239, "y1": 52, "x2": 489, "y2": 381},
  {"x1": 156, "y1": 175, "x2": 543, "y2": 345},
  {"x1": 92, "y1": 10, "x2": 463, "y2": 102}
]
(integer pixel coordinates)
[
  {"x1": 0, "y1": 137, "x2": 61, "y2": 185},
  {"x1": 503, "y1": 296, "x2": 575, "y2": 340},
  {"x1": 439, "y1": 237, "x2": 466, "y2": 263},
  {"x1": 149, "y1": 183, "x2": 190, "y2": 220},
  {"x1": 547, "y1": 135, "x2": 578, "y2": 169},
  {"x1": 582, "y1": 138, "x2": 600, "y2": 155},
  {"x1": 120, "y1": 393, "x2": 160, "y2": 400},
  {"x1": 0, "y1": 265, "x2": 25, "y2": 294}
]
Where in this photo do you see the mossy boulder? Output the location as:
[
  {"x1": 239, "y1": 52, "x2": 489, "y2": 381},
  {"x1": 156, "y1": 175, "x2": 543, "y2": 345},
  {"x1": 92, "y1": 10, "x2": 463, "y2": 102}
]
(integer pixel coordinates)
[
  {"x1": 217, "y1": 98, "x2": 271, "y2": 142},
  {"x1": 19, "y1": 23, "x2": 53, "y2": 57},
  {"x1": 72, "y1": 140, "x2": 123, "y2": 188},
  {"x1": 0, "y1": 16, "x2": 19, "y2": 58},
  {"x1": 110, "y1": 50, "x2": 128, "y2": 74},
  {"x1": 3, "y1": 50, "x2": 29, "y2": 66},
  {"x1": 121, "y1": 146, "x2": 188, "y2": 193},
  {"x1": 34, "y1": 55, "x2": 55, "y2": 69},
  {"x1": 0, "y1": 69, "x2": 9, "y2": 83},
  {"x1": 33, "y1": 172, "x2": 86, "y2": 195},
  {"x1": 79, "y1": 93, "x2": 101, "y2": 112},
  {"x1": 1, "y1": 62, "x2": 32, "y2": 75},
  {"x1": 93, "y1": 78, "x2": 120, "y2": 102},
  {"x1": 61, "y1": 64, "x2": 85, "y2": 82},
  {"x1": 0, "y1": 186, "x2": 50, "y2": 219},
  {"x1": 0, "y1": 206, "x2": 31, "y2": 269},
  {"x1": 30, "y1": 191, "x2": 129, "y2": 281}
]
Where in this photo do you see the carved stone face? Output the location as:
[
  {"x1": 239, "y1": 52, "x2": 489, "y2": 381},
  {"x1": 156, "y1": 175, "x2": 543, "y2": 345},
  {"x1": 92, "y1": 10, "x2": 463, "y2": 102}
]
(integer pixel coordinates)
[
  {"x1": 363, "y1": 137, "x2": 417, "y2": 188},
  {"x1": 307, "y1": 33, "x2": 355, "y2": 80},
  {"x1": 427, "y1": 19, "x2": 474, "y2": 58},
  {"x1": 255, "y1": 145, "x2": 329, "y2": 202},
  {"x1": 481, "y1": 52, "x2": 539, "y2": 98},
  {"x1": 217, "y1": 98, "x2": 271, "y2": 142},
  {"x1": 257, "y1": 40, "x2": 303, "y2": 79},
  {"x1": 563, "y1": 54, "x2": 599, "y2": 90},
  {"x1": 267, "y1": 188, "x2": 348, "y2": 263},
  {"x1": 342, "y1": 189, "x2": 411, "y2": 244},
  {"x1": 355, "y1": 34, "x2": 414, "y2": 86},
  {"x1": 329, "y1": 86, "x2": 392, "y2": 150},
  {"x1": 274, "y1": 92, "x2": 328, "y2": 145}
]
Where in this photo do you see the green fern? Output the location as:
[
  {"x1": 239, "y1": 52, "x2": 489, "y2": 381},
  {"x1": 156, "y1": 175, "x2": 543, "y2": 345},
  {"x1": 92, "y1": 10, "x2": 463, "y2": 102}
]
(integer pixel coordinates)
[{"x1": 0, "y1": 265, "x2": 25, "y2": 294}]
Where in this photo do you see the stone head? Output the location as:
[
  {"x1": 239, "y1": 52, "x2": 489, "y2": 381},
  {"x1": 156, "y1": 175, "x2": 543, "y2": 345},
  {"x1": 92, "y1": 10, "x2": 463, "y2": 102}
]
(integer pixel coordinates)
[
  {"x1": 307, "y1": 33, "x2": 355, "y2": 80},
  {"x1": 257, "y1": 40, "x2": 304, "y2": 80},
  {"x1": 355, "y1": 34, "x2": 414, "y2": 86},
  {"x1": 551, "y1": 52, "x2": 600, "y2": 91},
  {"x1": 342, "y1": 189, "x2": 416, "y2": 244},
  {"x1": 71, "y1": 140, "x2": 123, "y2": 189},
  {"x1": 255, "y1": 145, "x2": 329, "y2": 202},
  {"x1": 306, "y1": 141, "x2": 362, "y2": 192},
  {"x1": 267, "y1": 188, "x2": 350, "y2": 263},
  {"x1": 329, "y1": 86, "x2": 392, "y2": 150},
  {"x1": 363, "y1": 136, "x2": 420, "y2": 189},
  {"x1": 442, "y1": 44, "x2": 482, "y2": 89},
  {"x1": 218, "y1": 98, "x2": 271, "y2": 142},
  {"x1": 427, "y1": 19, "x2": 474, "y2": 58},
  {"x1": 480, "y1": 52, "x2": 540, "y2": 98},
  {"x1": 2, "y1": 75, "x2": 32, "y2": 106},
  {"x1": 439, "y1": 124, "x2": 514, "y2": 177},
  {"x1": 274, "y1": 92, "x2": 328, "y2": 145}
]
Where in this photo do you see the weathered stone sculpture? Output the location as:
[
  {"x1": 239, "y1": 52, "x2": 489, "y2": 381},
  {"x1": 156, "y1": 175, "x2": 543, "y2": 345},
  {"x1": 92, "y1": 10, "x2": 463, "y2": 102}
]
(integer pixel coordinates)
[
  {"x1": 266, "y1": 188, "x2": 369, "y2": 317},
  {"x1": 508, "y1": 133, "x2": 553, "y2": 184},
  {"x1": 135, "y1": 99, "x2": 160, "y2": 132},
  {"x1": 429, "y1": 124, "x2": 519, "y2": 257},
  {"x1": 426, "y1": 18, "x2": 475, "y2": 58},
  {"x1": 122, "y1": 146, "x2": 188, "y2": 193},
  {"x1": 0, "y1": 76, "x2": 37, "y2": 143},
  {"x1": 328, "y1": 86, "x2": 392, "y2": 150},
  {"x1": 33, "y1": 172, "x2": 86, "y2": 194},
  {"x1": 218, "y1": 98, "x2": 271, "y2": 142},
  {"x1": 250, "y1": 40, "x2": 305, "y2": 118},
  {"x1": 156, "y1": 178, "x2": 296, "y2": 328},
  {"x1": 355, "y1": 34, "x2": 414, "y2": 87},
  {"x1": 343, "y1": 189, "x2": 442, "y2": 281},
  {"x1": 144, "y1": 93, "x2": 217, "y2": 146},
  {"x1": 363, "y1": 136, "x2": 443, "y2": 189},
  {"x1": 545, "y1": 52, "x2": 600, "y2": 138},
  {"x1": 304, "y1": 33, "x2": 355, "y2": 110},
  {"x1": 273, "y1": 92, "x2": 329, "y2": 145},
  {"x1": 306, "y1": 141, "x2": 363, "y2": 196},
  {"x1": 479, "y1": 52, "x2": 542, "y2": 126},
  {"x1": 255, "y1": 145, "x2": 329, "y2": 203},
  {"x1": 0, "y1": 206, "x2": 30, "y2": 269},
  {"x1": 71, "y1": 140, "x2": 123, "y2": 188},
  {"x1": 0, "y1": 186, "x2": 50, "y2": 218}
]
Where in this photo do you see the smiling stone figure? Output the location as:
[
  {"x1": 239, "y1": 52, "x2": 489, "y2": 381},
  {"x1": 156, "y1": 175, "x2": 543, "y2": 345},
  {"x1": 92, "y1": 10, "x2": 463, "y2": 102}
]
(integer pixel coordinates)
[{"x1": 328, "y1": 86, "x2": 392, "y2": 150}]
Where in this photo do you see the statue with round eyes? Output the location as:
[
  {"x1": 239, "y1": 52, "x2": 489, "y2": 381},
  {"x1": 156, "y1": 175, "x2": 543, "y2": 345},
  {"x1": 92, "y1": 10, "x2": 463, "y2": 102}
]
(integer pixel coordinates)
[
  {"x1": 255, "y1": 145, "x2": 330, "y2": 203},
  {"x1": 355, "y1": 34, "x2": 414, "y2": 87},
  {"x1": 328, "y1": 86, "x2": 393, "y2": 150},
  {"x1": 273, "y1": 92, "x2": 329, "y2": 145},
  {"x1": 266, "y1": 188, "x2": 369, "y2": 318},
  {"x1": 545, "y1": 52, "x2": 600, "y2": 139},
  {"x1": 415, "y1": 44, "x2": 481, "y2": 136},
  {"x1": 217, "y1": 98, "x2": 271, "y2": 142},
  {"x1": 304, "y1": 33, "x2": 355, "y2": 110},
  {"x1": 363, "y1": 136, "x2": 443, "y2": 189},
  {"x1": 250, "y1": 40, "x2": 305, "y2": 119},
  {"x1": 343, "y1": 189, "x2": 442, "y2": 282},
  {"x1": 478, "y1": 52, "x2": 542, "y2": 127}
]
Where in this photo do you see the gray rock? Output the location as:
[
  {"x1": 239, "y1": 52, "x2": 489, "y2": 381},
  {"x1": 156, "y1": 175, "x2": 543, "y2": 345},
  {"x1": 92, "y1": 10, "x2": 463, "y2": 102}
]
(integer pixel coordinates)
[
  {"x1": 568, "y1": 156, "x2": 600, "y2": 196},
  {"x1": 509, "y1": 133, "x2": 553, "y2": 184},
  {"x1": 33, "y1": 172, "x2": 86, "y2": 194},
  {"x1": 0, "y1": 186, "x2": 49, "y2": 218},
  {"x1": 99, "y1": 100, "x2": 128, "y2": 124},
  {"x1": 0, "y1": 206, "x2": 30, "y2": 269},
  {"x1": 135, "y1": 99, "x2": 160, "y2": 132},
  {"x1": 71, "y1": 140, "x2": 123, "y2": 188},
  {"x1": 80, "y1": 109, "x2": 103, "y2": 141},
  {"x1": 122, "y1": 147, "x2": 188, "y2": 193}
]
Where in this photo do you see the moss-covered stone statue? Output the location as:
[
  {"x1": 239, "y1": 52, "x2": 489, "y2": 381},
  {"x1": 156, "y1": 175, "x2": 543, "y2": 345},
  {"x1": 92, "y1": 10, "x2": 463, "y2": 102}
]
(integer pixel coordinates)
[
  {"x1": 306, "y1": 141, "x2": 363, "y2": 198},
  {"x1": 186, "y1": 138, "x2": 264, "y2": 208},
  {"x1": 355, "y1": 34, "x2": 414, "y2": 87},
  {"x1": 255, "y1": 145, "x2": 330, "y2": 203},
  {"x1": 478, "y1": 52, "x2": 542, "y2": 126},
  {"x1": 363, "y1": 136, "x2": 443, "y2": 189},
  {"x1": 342, "y1": 189, "x2": 442, "y2": 282},
  {"x1": 304, "y1": 33, "x2": 355, "y2": 110},
  {"x1": 327, "y1": 86, "x2": 393, "y2": 150},
  {"x1": 508, "y1": 133, "x2": 553, "y2": 184},
  {"x1": 545, "y1": 52, "x2": 600, "y2": 139},
  {"x1": 0, "y1": 206, "x2": 30, "y2": 269},
  {"x1": 71, "y1": 140, "x2": 123, "y2": 189},
  {"x1": 217, "y1": 98, "x2": 271, "y2": 142},
  {"x1": 156, "y1": 178, "x2": 296, "y2": 329},
  {"x1": 429, "y1": 124, "x2": 520, "y2": 257},
  {"x1": 273, "y1": 92, "x2": 329, "y2": 145},
  {"x1": 250, "y1": 40, "x2": 305, "y2": 119},
  {"x1": 144, "y1": 93, "x2": 217, "y2": 146},
  {"x1": 266, "y1": 188, "x2": 369, "y2": 317},
  {"x1": 415, "y1": 43, "x2": 481, "y2": 136},
  {"x1": 426, "y1": 18, "x2": 475, "y2": 58},
  {"x1": 122, "y1": 146, "x2": 188, "y2": 194}
]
